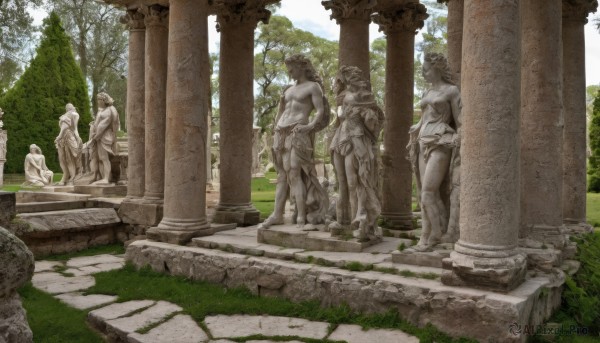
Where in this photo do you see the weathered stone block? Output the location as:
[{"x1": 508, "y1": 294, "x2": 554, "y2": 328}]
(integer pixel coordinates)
[
  {"x1": 0, "y1": 191, "x2": 16, "y2": 227},
  {"x1": 118, "y1": 201, "x2": 163, "y2": 226}
]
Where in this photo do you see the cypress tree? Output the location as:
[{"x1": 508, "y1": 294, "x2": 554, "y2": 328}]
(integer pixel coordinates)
[
  {"x1": 589, "y1": 90, "x2": 600, "y2": 192},
  {"x1": 0, "y1": 12, "x2": 91, "y2": 174}
]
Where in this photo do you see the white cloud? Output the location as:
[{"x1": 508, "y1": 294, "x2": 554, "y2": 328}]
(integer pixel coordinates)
[{"x1": 585, "y1": 12, "x2": 600, "y2": 86}]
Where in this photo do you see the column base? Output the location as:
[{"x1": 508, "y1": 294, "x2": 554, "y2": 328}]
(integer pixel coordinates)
[
  {"x1": 213, "y1": 203, "x2": 260, "y2": 226},
  {"x1": 147, "y1": 218, "x2": 212, "y2": 245},
  {"x1": 141, "y1": 195, "x2": 164, "y2": 205},
  {"x1": 380, "y1": 212, "x2": 414, "y2": 230},
  {"x1": 441, "y1": 241, "x2": 527, "y2": 292}
]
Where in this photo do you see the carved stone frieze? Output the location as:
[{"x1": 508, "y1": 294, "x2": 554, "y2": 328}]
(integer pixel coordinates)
[{"x1": 372, "y1": 2, "x2": 428, "y2": 34}]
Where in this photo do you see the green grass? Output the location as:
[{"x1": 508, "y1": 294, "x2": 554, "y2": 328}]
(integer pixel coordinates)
[
  {"x1": 587, "y1": 193, "x2": 600, "y2": 228},
  {"x1": 85, "y1": 264, "x2": 475, "y2": 343},
  {"x1": 251, "y1": 172, "x2": 277, "y2": 219},
  {"x1": 1, "y1": 173, "x2": 63, "y2": 192},
  {"x1": 18, "y1": 283, "x2": 104, "y2": 343},
  {"x1": 41, "y1": 243, "x2": 125, "y2": 261}
]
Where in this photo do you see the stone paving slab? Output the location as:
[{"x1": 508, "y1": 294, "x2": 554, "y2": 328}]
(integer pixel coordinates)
[
  {"x1": 328, "y1": 324, "x2": 419, "y2": 343},
  {"x1": 128, "y1": 314, "x2": 208, "y2": 343},
  {"x1": 105, "y1": 301, "x2": 183, "y2": 339},
  {"x1": 205, "y1": 315, "x2": 329, "y2": 340},
  {"x1": 31, "y1": 272, "x2": 96, "y2": 294},
  {"x1": 66, "y1": 254, "x2": 124, "y2": 268},
  {"x1": 34, "y1": 260, "x2": 63, "y2": 272},
  {"x1": 89, "y1": 300, "x2": 156, "y2": 323},
  {"x1": 55, "y1": 292, "x2": 117, "y2": 310},
  {"x1": 65, "y1": 262, "x2": 125, "y2": 276}
]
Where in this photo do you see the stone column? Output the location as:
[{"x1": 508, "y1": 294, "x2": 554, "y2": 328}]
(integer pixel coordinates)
[
  {"x1": 372, "y1": 2, "x2": 428, "y2": 230},
  {"x1": 212, "y1": 0, "x2": 274, "y2": 226},
  {"x1": 441, "y1": 0, "x2": 527, "y2": 292},
  {"x1": 147, "y1": 0, "x2": 211, "y2": 244},
  {"x1": 322, "y1": 0, "x2": 375, "y2": 74},
  {"x1": 142, "y1": 5, "x2": 168, "y2": 203},
  {"x1": 438, "y1": 0, "x2": 464, "y2": 86},
  {"x1": 123, "y1": 9, "x2": 146, "y2": 200},
  {"x1": 520, "y1": 0, "x2": 564, "y2": 235},
  {"x1": 562, "y1": 0, "x2": 597, "y2": 224}
]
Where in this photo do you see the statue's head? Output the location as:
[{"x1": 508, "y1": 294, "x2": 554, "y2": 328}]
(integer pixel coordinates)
[
  {"x1": 335, "y1": 66, "x2": 369, "y2": 94},
  {"x1": 29, "y1": 144, "x2": 42, "y2": 154},
  {"x1": 65, "y1": 103, "x2": 75, "y2": 112},
  {"x1": 284, "y1": 54, "x2": 320, "y2": 84},
  {"x1": 96, "y1": 92, "x2": 114, "y2": 107},
  {"x1": 423, "y1": 53, "x2": 454, "y2": 85}
]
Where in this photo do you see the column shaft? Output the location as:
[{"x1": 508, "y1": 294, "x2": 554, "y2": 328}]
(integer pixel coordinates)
[
  {"x1": 520, "y1": 0, "x2": 564, "y2": 231},
  {"x1": 214, "y1": 22, "x2": 260, "y2": 226},
  {"x1": 143, "y1": 6, "x2": 168, "y2": 202},
  {"x1": 339, "y1": 18, "x2": 370, "y2": 74},
  {"x1": 446, "y1": 0, "x2": 463, "y2": 86},
  {"x1": 149, "y1": 0, "x2": 211, "y2": 244},
  {"x1": 442, "y1": 0, "x2": 526, "y2": 292},
  {"x1": 381, "y1": 30, "x2": 415, "y2": 229},
  {"x1": 562, "y1": 9, "x2": 589, "y2": 223},
  {"x1": 125, "y1": 10, "x2": 146, "y2": 199}
]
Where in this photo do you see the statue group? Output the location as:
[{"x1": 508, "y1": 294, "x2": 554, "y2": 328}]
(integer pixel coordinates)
[
  {"x1": 23, "y1": 92, "x2": 120, "y2": 187},
  {"x1": 261, "y1": 53, "x2": 461, "y2": 247}
]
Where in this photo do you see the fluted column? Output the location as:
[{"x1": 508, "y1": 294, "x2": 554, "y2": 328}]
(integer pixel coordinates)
[
  {"x1": 322, "y1": 0, "x2": 375, "y2": 75},
  {"x1": 373, "y1": 2, "x2": 428, "y2": 230},
  {"x1": 147, "y1": 0, "x2": 211, "y2": 244},
  {"x1": 441, "y1": 0, "x2": 526, "y2": 292},
  {"x1": 438, "y1": 0, "x2": 463, "y2": 86},
  {"x1": 123, "y1": 9, "x2": 146, "y2": 200},
  {"x1": 519, "y1": 0, "x2": 564, "y2": 234},
  {"x1": 142, "y1": 5, "x2": 168, "y2": 203},
  {"x1": 562, "y1": 0, "x2": 597, "y2": 224},
  {"x1": 212, "y1": 0, "x2": 275, "y2": 226}
]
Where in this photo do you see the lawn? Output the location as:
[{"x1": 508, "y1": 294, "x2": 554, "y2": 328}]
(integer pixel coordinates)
[
  {"x1": 587, "y1": 192, "x2": 600, "y2": 228},
  {"x1": 1, "y1": 173, "x2": 63, "y2": 192},
  {"x1": 251, "y1": 171, "x2": 277, "y2": 220}
]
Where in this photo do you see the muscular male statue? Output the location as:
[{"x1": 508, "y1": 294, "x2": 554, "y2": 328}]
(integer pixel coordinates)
[{"x1": 261, "y1": 54, "x2": 329, "y2": 229}]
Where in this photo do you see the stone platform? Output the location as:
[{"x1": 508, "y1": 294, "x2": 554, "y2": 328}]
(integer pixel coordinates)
[
  {"x1": 126, "y1": 239, "x2": 565, "y2": 343},
  {"x1": 391, "y1": 243, "x2": 454, "y2": 268},
  {"x1": 257, "y1": 225, "x2": 381, "y2": 252},
  {"x1": 74, "y1": 184, "x2": 127, "y2": 197}
]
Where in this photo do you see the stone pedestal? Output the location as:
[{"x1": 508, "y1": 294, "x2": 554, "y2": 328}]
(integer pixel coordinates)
[
  {"x1": 212, "y1": 0, "x2": 271, "y2": 227},
  {"x1": 520, "y1": 0, "x2": 564, "y2": 236},
  {"x1": 0, "y1": 160, "x2": 5, "y2": 188},
  {"x1": 322, "y1": 0, "x2": 374, "y2": 75},
  {"x1": 142, "y1": 5, "x2": 168, "y2": 204},
  {"x1": 149, "y1": 0, "x2": 212, "y2": 245},
  {"x1": 441, "y1": 0, "x2": 526, "y2": 292},
  {"x1": 373, "y1": 3, "x2": 428, "y2": 230},
  {"x1": 562, "y1": 0, "x2": 597, "y2": 224},
  {"x1": 74, "y1": 185, "x2": 127, "y2": 197},
  {"x1": 123, "y1": 9, "x2": 146, "y2": 200}
]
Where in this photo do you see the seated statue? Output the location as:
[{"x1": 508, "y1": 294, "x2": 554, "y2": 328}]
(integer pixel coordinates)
[
  {"x1": 55, "y1": 103, "x2": 83, "y2": 185},
  {"x1": 407, "y1": 53, "x2": 462, "y2": 249},
  {"x1": 23, "y1": 144, "x2": 53, "y2": 187},
  {"x1": 329, "y1": 66, "x2": 385, "y2": 241},
  {"x1": 260, "y1": 54, "x2": 329, "y2": 229},
  {"x1": 76, "y1": 92, "x2": 119, "y2": 185}
]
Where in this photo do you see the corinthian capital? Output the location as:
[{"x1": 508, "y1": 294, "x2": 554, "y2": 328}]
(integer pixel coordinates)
[
  {"x1": 563, "y1": 0, "x2": 598, "y2": 23},
  {"x1": 121, "y1": 9, "x2": 145, "y2": 30},
  {"x1": 322, "y1": 0, "x2": 377, "y2": 23},
  {"x1": 372, "y1": 2, "x2": 428, "y2": 34},
  {"x1": 142, "y1": 5, "x2": 169, "y2": 27},
  {"x1": 213, "y1": 0, "x2": 276, "y2": 31}
]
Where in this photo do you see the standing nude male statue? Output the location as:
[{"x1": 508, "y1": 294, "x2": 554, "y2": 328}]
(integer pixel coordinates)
[{"x1": 260, "y1": 54, "x2": 329, "y2": 229}]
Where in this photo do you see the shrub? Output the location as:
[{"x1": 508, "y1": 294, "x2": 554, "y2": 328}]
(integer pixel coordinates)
[{"x1": 589, "y1": 90, "x2": 600, "y2": 192}]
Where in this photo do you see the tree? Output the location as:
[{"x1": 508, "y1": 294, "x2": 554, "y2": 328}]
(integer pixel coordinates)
[
  {"x1": 369, "y1": 37, "x2": 386, "y2": 106},
  {"x1": 47, "y1": 0, "x2": 128, "y2": 118},
  {"x1": 414, "y1": 13, "x2": 448, "y2": 103},
  {"x1": 0, "y1": 0, "x2": 44, "y2": 95},
  {"x1": 589, "y1": 90, "x2": 600, "y2": 192},
  {"x1": 0, "y1": 12, "x2": 92, "y2": 173}
]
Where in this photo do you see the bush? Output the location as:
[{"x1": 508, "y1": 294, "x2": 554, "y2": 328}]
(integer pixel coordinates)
[
  {"x1": 589, "y1": 90, "x2": 600, "y2": 192},
  {"x1": 0, "y1": 12, "x2": 91, "y2": 173}
]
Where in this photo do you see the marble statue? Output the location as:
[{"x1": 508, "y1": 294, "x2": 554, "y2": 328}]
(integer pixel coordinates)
[
  {"x1": 407, "y1": 53, "x2": 462, "y2": 249},
  {"x1": 22, "y1": 144, "x2": 53, "y2": 187},
  {"x1": 0, "y1": 107, "x2": 4, "y2": 129},
  {"x1": 80, "y1": 92, "x2": 120, "y2": 185},
  {"x1": 329, "y1": 66, "x2": 385, "y2": 241},
  {"x1": 260, "y1": 54, "x2": 329, "y2": 229},
  {"x1": 55, "y1": 103, "x2": 83, "y2": 185}
]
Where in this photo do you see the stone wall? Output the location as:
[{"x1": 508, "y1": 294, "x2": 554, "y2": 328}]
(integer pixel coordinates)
[
  {"x1": 0, "y1": 191, "x2": 16, "y2": 227},
  {"x1": 126, "y1": 240, "x2": 563, "y2": 343}
]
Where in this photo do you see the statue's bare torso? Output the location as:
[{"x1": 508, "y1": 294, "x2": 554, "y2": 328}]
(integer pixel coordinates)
[{"x1": 277, "y1": 81, "x2": 321, "y2": 128}]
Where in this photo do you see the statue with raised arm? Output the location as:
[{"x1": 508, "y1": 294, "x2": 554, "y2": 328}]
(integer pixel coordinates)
[
  {"x1": 23, "y1": 144, "x2": 53, "y2": 187},
  {"x1": 407, "y1": 53, "x2": 462, "y2": 249},
  {"x1": 55, "y1": 103, "x2": 83, "y2": 185},
  {"x1": 260, "y1": 54, "x2": 330, "y2": 229},
  {"x1": 329, "y1": 66, "x2": 385, "y2": 241},
  {"x1": 86, "y1": 92, "x2": 119, "y2": 185}
]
